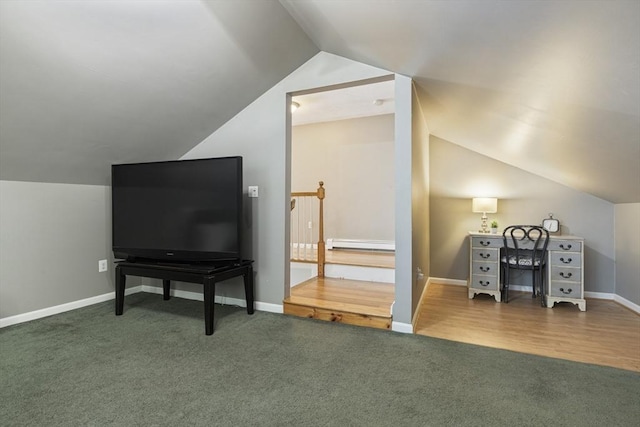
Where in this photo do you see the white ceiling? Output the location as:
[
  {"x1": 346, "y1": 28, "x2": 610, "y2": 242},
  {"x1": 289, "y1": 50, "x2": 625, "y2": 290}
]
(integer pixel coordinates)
[
  {"x1": 292, "y1": 80, "x2": 395, "y2": 126},
  {"x1": 1, "y1": 0, "x2": 638, "y2": 203}
]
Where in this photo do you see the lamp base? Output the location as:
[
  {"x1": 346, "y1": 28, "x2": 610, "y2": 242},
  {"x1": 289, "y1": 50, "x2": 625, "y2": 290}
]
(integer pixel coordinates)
[{"x1": 479, "y1": 213, "x2": 489, "y2": 234}]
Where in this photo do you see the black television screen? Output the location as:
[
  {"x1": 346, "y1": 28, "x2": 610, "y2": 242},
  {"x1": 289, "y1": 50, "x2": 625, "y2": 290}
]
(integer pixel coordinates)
[{"x1": 111, "y1": 156, "x2": 243, "y2": 263}]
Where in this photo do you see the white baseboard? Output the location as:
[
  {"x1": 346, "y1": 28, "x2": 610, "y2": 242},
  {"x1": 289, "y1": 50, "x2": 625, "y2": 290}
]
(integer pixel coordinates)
[
  {"x1": 391, "y1": 321, "x2": 413, "y2": 333},
  {"x1": 326, "y1": 238, "x2": 395, "y2": 251},
  {"x1": 411, "y1": 277, "x2": 431, "y2": 330},
  {"x1": 428, "y1": 277, "x2": 467, "y2": 287},
  {"x1": 613, "y1": 294, "x2": 640, "y2": 314},
  {"x1": 4, "y1": 280, "x2": 636, "y2": 330},
  {"x1": 1, "y1": 286, "x2": 284, "y2": 328},
  {"x1": 0, "y1": 286, "x2": 142, "y2": 328},
  {"x1": 584, "y1": 291, "x2": 613, "y2": 300},
  {"x1": 141, "y1": 285, "x2": 284, "y2": 313},
  {"x1": 256, "y1": 301, "x2": 284, "y2": 314},
  {"x1": 142, "y1": 285, "x2": 204, "y2": 301},
  {"x1": 430, "y1": 277, "x2": 640, "y2": 315}
]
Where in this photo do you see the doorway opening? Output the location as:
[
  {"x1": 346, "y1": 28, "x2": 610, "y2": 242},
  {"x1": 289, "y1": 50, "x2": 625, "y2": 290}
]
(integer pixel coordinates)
[{"x1": 284, "y1": 75, "x2": 397, "y2": 329}]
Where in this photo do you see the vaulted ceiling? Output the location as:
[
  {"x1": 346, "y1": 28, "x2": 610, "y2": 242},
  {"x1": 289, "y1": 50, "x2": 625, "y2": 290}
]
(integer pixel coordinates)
[
  {"x1": 0, "y1": 1, "x2": 318, "y2": 185},
  {"x1": 1, "y1": 0, "x2": 638, "y2": 203}
]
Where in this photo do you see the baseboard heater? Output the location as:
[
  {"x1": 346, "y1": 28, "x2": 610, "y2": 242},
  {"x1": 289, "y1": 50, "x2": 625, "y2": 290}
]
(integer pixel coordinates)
[{"x1": 326, "y1": 238, "x2": 395, "y2": 251}]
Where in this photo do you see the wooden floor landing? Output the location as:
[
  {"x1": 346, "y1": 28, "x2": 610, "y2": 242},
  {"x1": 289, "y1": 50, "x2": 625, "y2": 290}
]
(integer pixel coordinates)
[{"x1": 284, "y1": 277, "x2": 395, "y2": 330}]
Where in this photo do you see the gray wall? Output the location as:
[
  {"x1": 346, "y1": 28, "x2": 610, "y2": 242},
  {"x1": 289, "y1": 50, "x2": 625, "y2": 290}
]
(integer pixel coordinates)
[
  {"x1": 173, "y1": 52, "x2": 394, "y2": 307},
  {"x1": 615, "y1": 203, "x2": 640, "y2": 305},
  {"x1": 0, "y1": 0, "x2": 318, "y2": 186},
  {"x1": 292, "y1": 114, "x2": 395, "y2": 242},
  {"x1": 0, "y1": 180, "x2": 122, "y2": 318},
  {"x1": 429, "y1": 136, "x2": 615, "y2": 294}
]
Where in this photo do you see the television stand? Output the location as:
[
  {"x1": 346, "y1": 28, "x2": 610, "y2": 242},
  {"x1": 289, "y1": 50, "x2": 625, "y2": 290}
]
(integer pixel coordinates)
[{"x1": 115, "y1": 260, "x2": 254, "y2": 335}]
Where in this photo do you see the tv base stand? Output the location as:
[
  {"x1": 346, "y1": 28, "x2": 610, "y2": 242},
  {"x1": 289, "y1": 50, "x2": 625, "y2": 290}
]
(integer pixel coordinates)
[{"x1": 115, "y1": 260, "x2": 254, "y2": 335}]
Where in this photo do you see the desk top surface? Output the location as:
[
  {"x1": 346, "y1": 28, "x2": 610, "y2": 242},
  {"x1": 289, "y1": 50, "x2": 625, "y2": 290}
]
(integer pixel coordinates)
[{"x1": 468, "y1": 231, "x2": 583, "y2": 240}]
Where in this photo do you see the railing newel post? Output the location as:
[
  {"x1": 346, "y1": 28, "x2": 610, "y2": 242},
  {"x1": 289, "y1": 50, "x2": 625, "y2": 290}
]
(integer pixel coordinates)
[
  {"x1": 317, "y1": 181, "x2": 325, "y2": 278},
  {"x1": 290, "y1": 181, "x2": 325, "y2": 278}
]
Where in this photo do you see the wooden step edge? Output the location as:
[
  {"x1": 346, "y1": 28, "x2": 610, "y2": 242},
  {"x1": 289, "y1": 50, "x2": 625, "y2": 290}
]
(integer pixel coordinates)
[
  {"x1": 283, "y1": 300, "x2": 392, "y2": 330},
  {"x1": 283, "y1": 295, "x2": 392, "y2": 318},
  {"x1": 324, "y1": 261, "x2": 395, "y2": 269}
]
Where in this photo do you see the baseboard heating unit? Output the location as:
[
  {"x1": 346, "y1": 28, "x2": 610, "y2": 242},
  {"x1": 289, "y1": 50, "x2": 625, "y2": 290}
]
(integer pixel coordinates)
[{"x1": 326, "y1": 239, "x2": 395, "y2": 251}]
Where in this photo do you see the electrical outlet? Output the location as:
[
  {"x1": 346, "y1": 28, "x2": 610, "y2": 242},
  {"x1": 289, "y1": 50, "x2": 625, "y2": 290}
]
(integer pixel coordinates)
[
  {"x1": 98, "y1": 259, "x2": 108, "y2": 273},
  {"x1": 248, "y1": 186, "x2": 259, "y2": 198}
]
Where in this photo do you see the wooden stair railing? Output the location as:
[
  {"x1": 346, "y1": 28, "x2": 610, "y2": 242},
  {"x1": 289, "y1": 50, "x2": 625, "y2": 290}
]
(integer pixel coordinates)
[{"x1": 291, "y1": 181, "x2": 325, "y2": 277}]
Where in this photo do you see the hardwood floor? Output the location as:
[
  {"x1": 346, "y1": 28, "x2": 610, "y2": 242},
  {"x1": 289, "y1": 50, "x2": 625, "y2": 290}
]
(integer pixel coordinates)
[
  {"x1": 289, "y1": 250, "x2": 639, "y2": 372},
  {"x1": 415, "y1": 283, "x2": 640, "y2": 372}
]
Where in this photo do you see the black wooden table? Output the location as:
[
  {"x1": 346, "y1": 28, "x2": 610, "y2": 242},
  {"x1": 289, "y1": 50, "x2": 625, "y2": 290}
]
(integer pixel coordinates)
[{"x1": 115, "y1": 260, "x2": 254, "y2": 335}]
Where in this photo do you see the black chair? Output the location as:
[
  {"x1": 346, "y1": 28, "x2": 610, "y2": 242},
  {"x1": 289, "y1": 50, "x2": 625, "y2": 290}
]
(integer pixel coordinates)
[{"x1": 501, "y1": 225, "x2": 550, "y2": 305}]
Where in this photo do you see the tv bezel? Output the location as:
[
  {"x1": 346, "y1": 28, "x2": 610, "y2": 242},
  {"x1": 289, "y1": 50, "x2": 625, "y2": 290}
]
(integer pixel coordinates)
[{"x1": 111, "y1": 156, "x2": 243, "y2": 264}]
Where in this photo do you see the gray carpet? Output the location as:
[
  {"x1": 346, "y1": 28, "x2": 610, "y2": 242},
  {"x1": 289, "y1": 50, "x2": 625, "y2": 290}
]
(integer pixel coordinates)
[{"x1": 1, "y1": 292, "x2": 638, "y2": 426}]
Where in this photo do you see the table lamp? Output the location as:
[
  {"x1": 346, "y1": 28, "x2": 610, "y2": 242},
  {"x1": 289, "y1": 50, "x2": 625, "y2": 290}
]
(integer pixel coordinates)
[{"x1": 472, "y1": 197, "x2": 498, "y2": 233}]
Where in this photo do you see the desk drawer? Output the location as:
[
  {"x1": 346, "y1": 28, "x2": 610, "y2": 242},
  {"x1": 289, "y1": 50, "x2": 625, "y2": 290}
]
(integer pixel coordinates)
[
  {"x1": 472, "y1": 248, "x2": 499, "y2": 262},
  {"x1": 471, "y1": 261, "x2": 498, "y2": 276},
  {"x1": 549, "y1": 282, "x2": 581, "y2": 298},
  {"x1": 471, "y1": 236, "x2": 502, "y2": 249},
  {"x1": 548, "y1": 240, "x2": 582, "y2": 252},
  {"x1": 550, "y1": 252, "x2": 582, "y2": 268},
  {"x1": 550, "y1": 266, "x2": 581, "y2": 283},
  {"x1": 469, "y1": 274, "x2": 499, "y2": 290}
]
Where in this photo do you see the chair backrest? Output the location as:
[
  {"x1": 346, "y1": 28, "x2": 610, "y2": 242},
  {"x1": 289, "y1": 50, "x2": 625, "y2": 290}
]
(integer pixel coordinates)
[{"x1": 502, "y1": 225, "x2": 550, "y2": 269}]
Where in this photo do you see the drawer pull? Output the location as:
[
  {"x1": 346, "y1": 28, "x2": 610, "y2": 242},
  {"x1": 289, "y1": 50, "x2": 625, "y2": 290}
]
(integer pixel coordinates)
[
  {"x1": 479, "y1": 253, "x2": 491, "y2": 259},
  {"x1": 480, "y1": 240, "x2": 491, "y2": 247},
  {"x1": 479, "y1": 266, "x2": 491, "y2": 272},
  {"x1": 559, "y1": 287, "x2": 573, "y2": 295},
  {"x1": 559, "y1": 257, "x2": 572, "y2": 264},
  {"x1": 559, "y1": 244, "x2": 572, "y2": 250},
  {"x1": 479, "y1": 280, "x2": 491, "y2": 287},
  {"x1": 559, "y1": 272, "x2": 573, "y2": 278}
]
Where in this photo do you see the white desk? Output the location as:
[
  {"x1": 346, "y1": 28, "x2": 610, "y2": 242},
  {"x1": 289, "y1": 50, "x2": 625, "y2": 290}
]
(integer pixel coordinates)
[{"x1": 468, "y1": 232, "x2": 586, "y2": 311}]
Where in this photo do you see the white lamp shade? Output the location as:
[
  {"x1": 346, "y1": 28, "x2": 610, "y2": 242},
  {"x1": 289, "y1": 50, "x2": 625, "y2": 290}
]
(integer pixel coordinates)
[{"x1": 472, "y1": 197, "x2": 498, "y2": 213}]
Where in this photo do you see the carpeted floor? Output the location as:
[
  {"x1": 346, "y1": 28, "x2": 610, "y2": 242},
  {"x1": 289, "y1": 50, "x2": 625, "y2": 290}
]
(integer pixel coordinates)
[{"x1": 1, "y1": 292, "x2": 639, "y2": 426}]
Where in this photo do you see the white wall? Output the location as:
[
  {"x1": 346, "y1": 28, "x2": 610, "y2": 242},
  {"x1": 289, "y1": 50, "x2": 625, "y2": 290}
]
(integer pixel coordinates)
[
  {"x1": 175, "y1": 52, "x2": 395, "y2": 307},
  {"x1": 392, "y1": 74, "x2": 414, "y2": 326},
  {"x1": 615, "y1": 203, "x2": 640, "y2": 305},
  {"x1": 292, "y1": 114, "x2": 395, "y2": 242},
  {"x1": 0, "y1": 180, "x2": 122, "y2": 319}
]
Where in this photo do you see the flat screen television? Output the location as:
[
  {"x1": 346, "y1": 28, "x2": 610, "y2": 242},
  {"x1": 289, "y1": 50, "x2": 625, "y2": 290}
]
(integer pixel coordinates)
[{"x1": 112, "y1": 156, "x2": 243, "y2": 264}]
